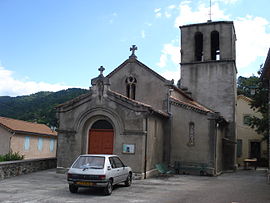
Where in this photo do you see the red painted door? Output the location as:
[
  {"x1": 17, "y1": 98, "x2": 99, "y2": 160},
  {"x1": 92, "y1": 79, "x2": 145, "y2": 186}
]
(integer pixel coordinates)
[{"x1": 88, "y1": 129, "x2": 114, "y2": 154}]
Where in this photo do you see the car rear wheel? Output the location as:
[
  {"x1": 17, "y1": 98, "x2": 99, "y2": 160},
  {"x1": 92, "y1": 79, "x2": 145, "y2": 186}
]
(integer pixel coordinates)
[
  {"x1": 69, "y1": 184, "x2": 78, "y2": 193},
  {"x1": 124, "y1": 174, "x2": 132, "y2": 187},
  {"x1": 104, "y1": 180, "x2": 113, "y2": 195}
]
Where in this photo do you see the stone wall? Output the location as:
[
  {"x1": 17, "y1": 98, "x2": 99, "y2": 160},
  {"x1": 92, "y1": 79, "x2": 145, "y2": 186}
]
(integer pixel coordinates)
[{"x1": 0, "y1": 158, "x2": 56, "y2": 180}]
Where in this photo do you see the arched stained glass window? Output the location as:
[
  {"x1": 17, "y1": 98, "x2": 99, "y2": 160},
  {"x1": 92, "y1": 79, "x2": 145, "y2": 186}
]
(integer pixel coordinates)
[{"x1": 126, "y1": 76, "x2": 137, "y2": 100}]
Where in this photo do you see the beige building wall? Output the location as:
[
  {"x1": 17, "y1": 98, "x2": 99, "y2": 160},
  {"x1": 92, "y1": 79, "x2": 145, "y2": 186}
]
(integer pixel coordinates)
[
  {"x1": 10, "y1": 134, "x2": 57, "y2": 159},
  {"x1": 236, "y1": 96, "x2": 267, "y2": 166},
  {"x1": 0, "y1": 127, "x2": 12, "y2": 155}
]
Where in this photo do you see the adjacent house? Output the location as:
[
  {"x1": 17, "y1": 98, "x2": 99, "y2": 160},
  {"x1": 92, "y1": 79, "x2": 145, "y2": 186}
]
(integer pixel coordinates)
[
  {"x1": 261, "y1": 48, "x2": 270, "y2": 170},
  {"x1": 236, "y1": 95, "x2": 268, "y2": 166},
  {"x1": 0, "y1": 116, "x2": 57, "y2": 159}
]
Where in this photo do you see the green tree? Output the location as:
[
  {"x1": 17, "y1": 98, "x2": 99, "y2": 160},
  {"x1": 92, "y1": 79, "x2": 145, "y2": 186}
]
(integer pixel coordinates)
[
  {"x1": 237, "y1": 75, "x2": 260, "y2": 98},
  {"x1": 248, "y1": 70, "x2": 269, "y2": 142}
]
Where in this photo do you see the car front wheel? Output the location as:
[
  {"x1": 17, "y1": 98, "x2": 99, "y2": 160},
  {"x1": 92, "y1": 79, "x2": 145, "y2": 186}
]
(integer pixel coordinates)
[
  {"x1": 124, "y1": 174, "x2": 132, "y2": 187},
  {"x1": 104, "y1": 180, "x2": 113, "y2": 195},
  {"x1": 69, "y1": 184, "x2": 78, "y2": 193}
]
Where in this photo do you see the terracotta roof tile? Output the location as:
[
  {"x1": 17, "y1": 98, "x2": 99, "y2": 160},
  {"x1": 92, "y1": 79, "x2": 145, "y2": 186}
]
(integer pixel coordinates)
[
  {"x1": 170, "y1": 96, "x2": 214, "y2": 114},
  {"x1": 0, "y1": 116, "x2": 57, "y2": 137},
  {"x1": 237, "y1": 95, "x2": 252, "y2": 103},
  {"x1": 108, "y1": 90, "x2": 169, "y2": 117}
]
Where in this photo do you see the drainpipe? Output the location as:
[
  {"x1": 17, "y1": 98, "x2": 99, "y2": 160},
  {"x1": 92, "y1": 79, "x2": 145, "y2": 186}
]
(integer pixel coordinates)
[
  {"x1": 214, "y1": 121, "x2": 218, "y2": 175},
  {"x1": 268, "y1": 80, "x2": 270, "y2": 170},
  {"x1": 9, "y1": 132, "x2": 15, "y2": 153},
  {"x1": 167, "y1": 89, "x2": 173, "y2": 114},
  {"x1": 144, "y1": 117, "x2": 148, "y2": 179}
]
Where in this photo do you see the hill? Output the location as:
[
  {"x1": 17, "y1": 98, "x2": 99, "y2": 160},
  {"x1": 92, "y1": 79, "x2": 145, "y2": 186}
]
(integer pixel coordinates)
[{"x1": 0, "y1": 88, "x2": 88, "y2": 128}]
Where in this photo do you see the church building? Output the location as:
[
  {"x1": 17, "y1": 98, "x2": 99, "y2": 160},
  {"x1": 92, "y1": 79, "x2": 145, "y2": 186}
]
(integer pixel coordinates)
[{"x1": 56, "y1": 21, "x2": 237, "y2": 178}]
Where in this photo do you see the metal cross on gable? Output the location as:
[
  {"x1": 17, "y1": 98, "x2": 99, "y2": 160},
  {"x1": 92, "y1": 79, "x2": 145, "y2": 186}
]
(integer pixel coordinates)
[
  {"x1": 129, "y1": 45, "x2": 138, "y2": 58},
  {"x1": 98, "y1": 66, "x2": 105, "y2": 75}
]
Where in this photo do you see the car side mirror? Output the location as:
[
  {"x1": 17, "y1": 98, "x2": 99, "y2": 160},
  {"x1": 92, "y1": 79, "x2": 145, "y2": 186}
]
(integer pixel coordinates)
[{"x1": 107, "y1": 166, "x2": 111, "y2": 170}]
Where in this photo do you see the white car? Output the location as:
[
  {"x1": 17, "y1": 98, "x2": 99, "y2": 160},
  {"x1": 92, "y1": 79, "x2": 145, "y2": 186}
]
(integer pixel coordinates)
[{"x1": 67, "y1": 154, "x2": 132, "y2": 195}]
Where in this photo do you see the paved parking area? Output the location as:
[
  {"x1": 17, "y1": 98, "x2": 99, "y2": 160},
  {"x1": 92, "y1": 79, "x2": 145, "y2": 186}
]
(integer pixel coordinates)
[{"x1": 0, "y1": 168, "x2": 269, "y2": 203}]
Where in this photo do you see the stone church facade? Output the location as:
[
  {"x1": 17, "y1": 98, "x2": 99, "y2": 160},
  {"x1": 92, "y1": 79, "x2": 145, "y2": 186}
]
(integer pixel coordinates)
[{"x1": 56, "y1": 21, "x2": 237, "y2": 178}]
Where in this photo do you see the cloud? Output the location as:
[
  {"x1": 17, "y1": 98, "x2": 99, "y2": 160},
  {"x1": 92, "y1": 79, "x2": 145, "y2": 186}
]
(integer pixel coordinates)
[
  {"x1": 157, "y1": 43, "x2": 180, "y2": 68},
  {"x1": 154, "y1": 8, "x2": 161, "y2": 13},
  {"x1": 141, "y1": 30, "x2": 146, "y2": 39},
  {"x1": 157, "y1": 54, "x2": 167, "y2": 68},
  {"x1": 235, "y1": 16, "x2": 270, "y2": 69},
  {"x1": 174, "y1": 1, "x2": 229, "y2": 27},
  {"x1": 168, "y1": 5, "x2": 176, "y2": 9},
  {"x1": 154, "y1": 8, "x2": 162, "y2": 18},
  {"x1": 0, "y1": 66, "x2": 78, "y2": 96},
  {"x1": 154, "y1": 5, "x2": 176, "y2": 19},
  {"x1": 213, "y1": 0, "x2": 239, "y2": 4},
  {"x1": 109, "y1": 12, "x2": 118, "y2": 24},
  {"x1": 164, "y1": 11, "x2": 171, "y2": 18},
  {"x1": 161, "y1": 70, "x2": 180, "y2": 84}
]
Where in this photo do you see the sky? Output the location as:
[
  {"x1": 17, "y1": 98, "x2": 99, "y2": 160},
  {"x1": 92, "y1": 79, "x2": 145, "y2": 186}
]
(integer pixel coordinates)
[{"x1": 0, "y1": 0, "x2": 270, "y2": 96}]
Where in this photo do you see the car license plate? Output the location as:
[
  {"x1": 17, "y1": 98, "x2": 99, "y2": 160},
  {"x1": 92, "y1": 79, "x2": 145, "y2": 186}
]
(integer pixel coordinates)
[{"x1": 76, "y1": 181, "x2": 95, "y2": 186}]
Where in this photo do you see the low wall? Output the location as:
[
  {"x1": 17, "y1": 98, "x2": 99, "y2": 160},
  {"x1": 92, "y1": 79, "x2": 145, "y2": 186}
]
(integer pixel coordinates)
[{"x1": 0, "y1": 158, "x2": 57, "y2": 180}]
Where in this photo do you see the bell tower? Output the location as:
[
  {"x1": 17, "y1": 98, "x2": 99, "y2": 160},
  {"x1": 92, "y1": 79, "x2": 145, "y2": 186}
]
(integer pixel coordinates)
[{"x1": 180, "y1": 21, "x2": 237, "y2": 170}]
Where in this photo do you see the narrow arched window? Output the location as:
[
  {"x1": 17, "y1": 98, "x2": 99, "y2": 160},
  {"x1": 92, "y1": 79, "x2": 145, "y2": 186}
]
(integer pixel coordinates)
[
  {"x1": 188, "y1": 122, "x2": 195, "y2": 146},
  {"x1": 211, "y1": 31, "x2": 220, "y2": 60},
  {"x1": 194, "y1": 32, "x2": 203, "y2": 61},
  {"x1": 126, "y1": 76, "x2": 137, "y2": 100}
]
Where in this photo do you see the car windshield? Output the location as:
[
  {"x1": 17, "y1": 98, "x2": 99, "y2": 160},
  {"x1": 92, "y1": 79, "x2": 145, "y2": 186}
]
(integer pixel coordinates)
[{"x1": 72, "y1": 156, "x2": 105, "y2": 169}]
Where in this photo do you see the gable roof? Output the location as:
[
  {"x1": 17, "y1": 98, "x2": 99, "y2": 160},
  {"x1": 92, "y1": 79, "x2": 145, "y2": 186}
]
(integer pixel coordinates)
[
  {"x1": 0, "y1": 116, "x2": 57, "y2": 137},
  {"x1": 106, "y1": 58, "x2": 169, "y2": 82},
  {"x1": 108, "y1": 90, "x2": 170, "y2": 118},
  {"x1": 170, "y1": 96, "x2": 215, "y2": 115},
  {"x1": 56, "y1": 91, "x2": 91, "y2": 109},
  {"x1": 237, "y1": 95, "x2": 252, "y2": 103}
]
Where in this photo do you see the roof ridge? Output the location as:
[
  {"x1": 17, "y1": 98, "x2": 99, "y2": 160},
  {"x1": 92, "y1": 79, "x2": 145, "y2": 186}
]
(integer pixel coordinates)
[
  {"x1": 170, "y1": 96, "x2": 213, "y2": 113},
  {"x1": 0, "y1": 116, "x2": 45, "y2": 126},
  {"x1": 0, "y1": 116, "x2": 57, "y2": 136},
  {"x1": 106, "y1": 58, "x2": 168, "y2": 82},
  {"x1": 108, "y1": 90, "x2": 169, "y2": 117}
]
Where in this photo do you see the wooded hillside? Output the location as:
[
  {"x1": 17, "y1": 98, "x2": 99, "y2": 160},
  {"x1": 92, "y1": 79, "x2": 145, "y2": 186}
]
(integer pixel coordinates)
[{"x1": 0, "y1": 88, "x2": 88, "y2": 128}]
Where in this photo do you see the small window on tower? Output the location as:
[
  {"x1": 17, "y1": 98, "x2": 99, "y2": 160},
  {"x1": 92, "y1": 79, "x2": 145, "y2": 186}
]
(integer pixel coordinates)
[
  {"x1": 126, "y1": 76, "x2": 137, "y2": 100},
  {"x1": 211, "y1": 31, "x2": 220, "y2": 60},
  {"x1": 194, "y1": 32, "x2": 203, "y2": 61}
]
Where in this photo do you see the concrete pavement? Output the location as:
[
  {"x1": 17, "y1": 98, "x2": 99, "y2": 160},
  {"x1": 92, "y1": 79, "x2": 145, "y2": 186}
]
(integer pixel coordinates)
[{"x1": 0, "y1": 168, "x2": 269, "y2": 203}]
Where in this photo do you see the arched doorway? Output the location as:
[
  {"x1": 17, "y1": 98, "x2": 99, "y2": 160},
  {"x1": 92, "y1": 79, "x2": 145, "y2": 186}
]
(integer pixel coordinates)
[{"x1": 88, "y1": 119, "x2": 114, "y2": 154}]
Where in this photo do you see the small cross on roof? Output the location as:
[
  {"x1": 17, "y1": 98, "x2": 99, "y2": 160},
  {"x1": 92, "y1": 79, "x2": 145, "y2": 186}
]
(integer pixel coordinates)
[
  {"x1": 129, "y1": 45, "x2": 138, "y2": 59},
  {"x1": 98, "y1": 66, "x2": 105, "y2": 75}
]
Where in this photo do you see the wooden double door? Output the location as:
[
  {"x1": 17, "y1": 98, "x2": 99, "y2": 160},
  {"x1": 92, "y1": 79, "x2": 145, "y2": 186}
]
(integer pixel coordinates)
[{"x1": 88, "y1": 129, "x2": 114, "y2": 154}]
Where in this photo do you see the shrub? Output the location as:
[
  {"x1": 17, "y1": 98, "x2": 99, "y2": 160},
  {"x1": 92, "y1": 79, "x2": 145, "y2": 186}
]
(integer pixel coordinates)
[{"x1": 0, "y1": 151, "x2": 24, "y2": 162}]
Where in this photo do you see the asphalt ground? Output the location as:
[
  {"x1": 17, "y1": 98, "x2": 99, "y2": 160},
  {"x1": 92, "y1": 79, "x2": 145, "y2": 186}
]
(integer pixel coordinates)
[{"x1": 0, "y1": 168, "x2": 269, "y2": 203}]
